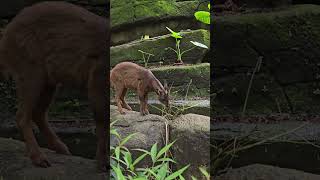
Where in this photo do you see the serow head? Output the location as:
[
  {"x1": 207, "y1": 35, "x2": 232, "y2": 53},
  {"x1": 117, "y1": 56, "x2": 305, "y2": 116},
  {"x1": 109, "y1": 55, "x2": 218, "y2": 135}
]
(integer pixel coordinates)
[{"x1": 158, "y1": 80, "x2": 170, "y2": 108}]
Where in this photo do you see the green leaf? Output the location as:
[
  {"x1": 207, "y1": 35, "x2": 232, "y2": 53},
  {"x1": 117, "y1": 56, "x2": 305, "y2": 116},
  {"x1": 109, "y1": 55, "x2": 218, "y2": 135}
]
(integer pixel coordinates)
[
  {"x1": 123, "y1": 151, "x2": 133, "y2": 169},
  {"x1": 110, "y1": 129, "x2": 121, "y2": 138},
  {"x1": 199, "y1": 167, "x2": 210, "y2": 178},
  {"x1": 156, "y1": 141, "x2": 175, "y2": 159},
  {"x1": 157, "y1": 158, "x2": 176, "y2": 164},
  {"x1": 208, "y1": 3, "x2": 210, "y2": 10},
  {"x1": 179, "y1": 175, "x2": 185, "y2": 180},
  {"x1": 194, "y1": 11, "x2": 210, "y2": 25},
  {"x1": 157, "y1": 163, "x2": 168, "y2": 180},
  {"x1": 150, "y1": 143, "x2": 158, "y2": 163},
  {"x1": 120, "y1": 133, "x2": 137, "y2": 146},
  {"x1": 191, "y1": 176, "x2": 198, "y2": 180},
  {"x1": 111, "y1": 164, "x2": 126, "y2": 180},
  {"x1": 115, "y1": 146, "x2": 121, "y2": 160},
  {"x1": 132, "y1": 153, "x2": 148, "y2": 167},
  {"x1": 166, "y1": 27, "x2": 182, "y2": 39},
  {"x1": 165, "y1": 165, "x2": 190, "y2": 180}
]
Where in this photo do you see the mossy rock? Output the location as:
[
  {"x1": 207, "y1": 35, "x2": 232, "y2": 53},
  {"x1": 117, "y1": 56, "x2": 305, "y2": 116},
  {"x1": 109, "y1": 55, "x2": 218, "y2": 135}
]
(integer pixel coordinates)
[
  {"x1": 213, "y1": 5, "x2": 320, "y2": 115},
  {"x1": 151, "y1": 63, "x2": 210, "y2": 89},
  {"x1": 111, "y1": 29, "x2": 210, "y2": 66},
  {"x1": 110, "y1": 0, "x2": 209, "y2": 45},
  {"x1": 213, "y1": 73, "x2": 291, "y2": 115},
  {"x1": 110, "y1": 0, "x2": 199, "y2": 27}
]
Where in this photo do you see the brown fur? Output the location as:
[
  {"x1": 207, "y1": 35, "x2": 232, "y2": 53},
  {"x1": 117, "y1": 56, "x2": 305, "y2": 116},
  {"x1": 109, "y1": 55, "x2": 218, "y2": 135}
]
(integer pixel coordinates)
[
  {"x1": 0, "y1": 2, "x2": 109, "y2": 171},
  {"x1": 110, "y1": 62, "x2": 169, "y2": 115}
]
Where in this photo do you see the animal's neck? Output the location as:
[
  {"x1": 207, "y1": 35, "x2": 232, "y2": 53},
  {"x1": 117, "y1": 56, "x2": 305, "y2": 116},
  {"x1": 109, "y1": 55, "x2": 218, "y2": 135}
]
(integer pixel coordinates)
[{"x1": 151, "y1": 76, "x2": 164, "y2": 95}]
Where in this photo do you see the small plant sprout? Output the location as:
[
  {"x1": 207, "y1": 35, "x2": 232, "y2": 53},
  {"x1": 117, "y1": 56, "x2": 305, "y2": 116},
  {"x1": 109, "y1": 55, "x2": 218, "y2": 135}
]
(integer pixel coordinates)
[
  {"x1": 165, "y1": 27, "x2": 208, "y2": 65},
  {"x1": 138, "y1": 50, "x2": 154, "y2": 68}
]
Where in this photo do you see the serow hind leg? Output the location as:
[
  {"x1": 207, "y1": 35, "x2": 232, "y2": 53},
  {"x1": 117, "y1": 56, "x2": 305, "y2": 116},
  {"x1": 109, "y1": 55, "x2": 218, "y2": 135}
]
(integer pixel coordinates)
[
  {"x1": 120, "y1": 88, "x2": 132, "y2": 111},
  {"x1": 33, "y1": 84, "x2": 71, "y2": 155},
  {"x1": 15, "y1": 72, "x2": 51, "y2": 168}
]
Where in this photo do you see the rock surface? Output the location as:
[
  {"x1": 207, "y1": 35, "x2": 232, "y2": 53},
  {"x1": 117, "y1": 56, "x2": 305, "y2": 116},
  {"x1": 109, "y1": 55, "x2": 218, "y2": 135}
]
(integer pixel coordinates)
[
  {"x1": 0, "y1": 137, "x2": 107, "y2": 180},
  {"x1": 110, "y1": 105, "x2": 167, "y2": 150},
  {"x1": 110, "y1": 106, "x2": 210, "y2": 179},
  {"x1": 212, "y1": 121, "x2": 320, "y2": 141},
  {"x1": 216, "y1": 164, "x2": 320, "y2": 180},
  {"x1": 110, "y1": 0, "x2": 208, "y2": 45},
  {"x1": 213, "y1": 4, "x2": 320, "y2": 115},
  {"x1": 170, "y1": 113, "x2": 210, "y2": 179},
  {"x1": 110, "y1": 29, "x2": 210, "y2": 66}
]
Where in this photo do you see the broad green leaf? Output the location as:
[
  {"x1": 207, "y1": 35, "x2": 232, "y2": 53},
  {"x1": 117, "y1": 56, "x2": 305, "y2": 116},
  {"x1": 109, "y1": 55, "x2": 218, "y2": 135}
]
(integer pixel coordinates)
[{"x1": 194, "y1": 11, "x2": 210, "y2": 25}]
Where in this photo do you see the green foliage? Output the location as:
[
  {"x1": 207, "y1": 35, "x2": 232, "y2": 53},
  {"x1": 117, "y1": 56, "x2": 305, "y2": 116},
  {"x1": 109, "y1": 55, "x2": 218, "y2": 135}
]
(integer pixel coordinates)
[
  {"x1": 194, "y1": 3, "x2": 210, "y2": 25},
  {"x1": 110, "y1": 120, "x2": 211, "y2": 180},
  {"x1": 165, "y1": 27, "x2": 208, "y2": 64}
]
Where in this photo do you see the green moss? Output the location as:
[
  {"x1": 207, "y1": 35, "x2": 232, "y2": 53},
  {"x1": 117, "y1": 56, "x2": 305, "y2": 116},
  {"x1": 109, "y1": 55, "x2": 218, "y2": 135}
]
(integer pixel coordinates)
[
  {"x1": 151, "y1": 63, "x2": 210, "y2": 88},
  {"x1": 111, "y1": 0, "x2": 198, "y2": 27}
]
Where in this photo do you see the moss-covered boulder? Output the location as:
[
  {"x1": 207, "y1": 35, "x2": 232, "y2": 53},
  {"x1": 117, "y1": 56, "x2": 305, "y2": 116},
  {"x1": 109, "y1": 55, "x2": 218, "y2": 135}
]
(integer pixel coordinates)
[
  {"x1": 111, "y1": 0, "x2": 198, "y2": 27},
  {"x1": 213, "y1": 5, "x2": 320, "y2": 115},
  {"x1": 111, "y1": 29, "x2": 210, "y2": 66},
  {"x1": 151, "y1": 63, "x2": 210, "y2": 89},
  {"x1": 110, "y1": 0, "x2": 209, "y2": 45}
]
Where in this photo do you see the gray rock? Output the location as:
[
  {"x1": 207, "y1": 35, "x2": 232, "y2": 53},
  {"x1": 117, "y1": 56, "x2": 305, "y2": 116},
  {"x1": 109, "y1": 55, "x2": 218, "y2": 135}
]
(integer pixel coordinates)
[
  {"x1": 216, "y1": 164, "x2": 320, "y2": 180},
  {"x1": 0, "y1": 137, "x2": 107, "y2": 180},
  {"x1": 110, "y1": 105, "x2": 167, "y2": 151},
  {"x1": 212, "y1": 121, "x2": 320, "y2": 141},
  {"x1": 213, "y1": 5, "x2": 320, "y2": 115},
  {"x1": 170, "y1": 113, "x2": 210, "y2": 179}
]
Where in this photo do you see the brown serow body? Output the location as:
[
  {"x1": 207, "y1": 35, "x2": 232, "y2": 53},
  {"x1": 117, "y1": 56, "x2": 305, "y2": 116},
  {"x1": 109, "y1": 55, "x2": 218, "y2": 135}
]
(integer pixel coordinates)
[
  {"x1": 110, "y1": 62, "x2": 169, "y2": 115},
  {"x1": 0, "y1": 2, "x2": 108, "y2": 171}
]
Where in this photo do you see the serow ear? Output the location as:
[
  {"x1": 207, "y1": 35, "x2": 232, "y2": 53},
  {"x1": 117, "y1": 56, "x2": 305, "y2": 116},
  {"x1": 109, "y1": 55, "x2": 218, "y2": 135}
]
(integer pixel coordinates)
[{"x1": 164, "y1": 80, "x2": 168, "y2": 90}]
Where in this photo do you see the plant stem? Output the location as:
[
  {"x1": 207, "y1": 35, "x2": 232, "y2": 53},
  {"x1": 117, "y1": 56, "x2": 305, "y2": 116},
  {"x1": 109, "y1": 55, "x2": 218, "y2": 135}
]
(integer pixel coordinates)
[
  {"x1": 176, "y1": 39, "x2": 182, "y2": 62},
  {"x1": 241, "y1": 57, "x2": 262, "y2": 117}
]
